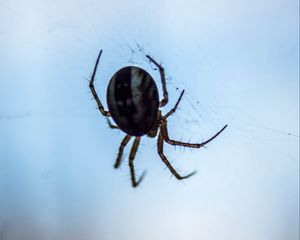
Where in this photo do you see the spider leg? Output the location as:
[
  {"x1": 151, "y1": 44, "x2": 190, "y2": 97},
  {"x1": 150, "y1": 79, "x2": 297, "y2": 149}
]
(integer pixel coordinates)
[
  {"x1": 89, "y1": 50, "x2": 111, "y2": 117},
  {"x1": 157, "y1": 131, "x2": 196, "y2": 180},
  {"x1": 161, "y1": 120, "x2": 228, "y2": 148},
  {"x1": 107, "y1": 118, "x2": 119, "y2": 129},
  {"x1": 161, "y1": 90, "x2": 185, "y2": 121},
  {"x1": 146, "y1": 55, "x2": 168, "y2": 107},
  {"x1": 114, "y1": 135, "x2": 131, "y2": 168},
  {"x1": 128, "y1": 137, "x2": 146, "y2": 187}
]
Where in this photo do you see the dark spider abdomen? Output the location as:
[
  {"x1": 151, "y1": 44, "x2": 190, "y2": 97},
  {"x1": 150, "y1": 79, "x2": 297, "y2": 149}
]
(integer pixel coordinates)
[{"x1": 107, "y1": 66, "x2": 159, "y2": 136}]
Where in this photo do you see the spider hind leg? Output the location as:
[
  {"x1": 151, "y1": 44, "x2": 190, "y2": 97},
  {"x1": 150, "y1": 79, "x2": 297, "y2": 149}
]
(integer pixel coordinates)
[
  {"x1": 114, "y1": 135, "x2": 131, "y2": 168},
  {"x1": 160, "y1": 90, "x2": 228, "y2": 148},
  {"x1": 161, "y1": 120, "x2": 228, "y2": 148},
  {"x1": 157, "y1": 131, "x2": 196, "y2": 180},
  {"x1": 129, "y1": 137, "x2": 146, "y2": 187}
]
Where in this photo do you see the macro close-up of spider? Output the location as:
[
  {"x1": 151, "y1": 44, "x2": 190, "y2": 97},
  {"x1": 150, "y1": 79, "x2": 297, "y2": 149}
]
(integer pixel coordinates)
[
  {"x1": 1, "y1": 0, "x2": 298, "y2": 239},
  {"x1": 89, "y1": 50, "x2": 228, "y2": 187}
]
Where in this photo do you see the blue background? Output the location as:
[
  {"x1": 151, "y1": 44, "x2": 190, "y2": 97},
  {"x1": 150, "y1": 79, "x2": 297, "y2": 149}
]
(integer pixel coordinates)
[{"x1": 0, "y1": 0, "x2": 299, "y2": 239}]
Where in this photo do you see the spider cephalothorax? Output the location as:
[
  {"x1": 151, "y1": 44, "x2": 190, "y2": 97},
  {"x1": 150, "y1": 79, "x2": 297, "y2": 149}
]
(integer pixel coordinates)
[{"x1": 89, "y1": 50, "x2": 227, "y2": 187}]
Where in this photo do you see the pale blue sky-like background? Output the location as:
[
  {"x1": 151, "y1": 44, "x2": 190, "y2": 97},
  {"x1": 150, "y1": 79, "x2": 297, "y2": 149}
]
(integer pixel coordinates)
[{"x1": 0, "y1": 0, "x2": 299, "y2": 240}]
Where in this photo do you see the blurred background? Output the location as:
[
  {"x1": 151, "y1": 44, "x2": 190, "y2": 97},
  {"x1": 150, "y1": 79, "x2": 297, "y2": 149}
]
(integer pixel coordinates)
[{"x1": 0, "y1": 0, "x2": 299, "y2": 239}]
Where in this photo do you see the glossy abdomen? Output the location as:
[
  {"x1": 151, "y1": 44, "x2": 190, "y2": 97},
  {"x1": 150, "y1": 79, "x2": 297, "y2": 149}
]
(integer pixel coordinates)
[{"x1": 107, "y1": 66, "x2": 159, "y2": 136}]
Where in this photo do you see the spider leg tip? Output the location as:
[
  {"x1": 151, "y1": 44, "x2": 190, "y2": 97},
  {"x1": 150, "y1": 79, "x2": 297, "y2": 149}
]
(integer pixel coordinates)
[
  {"x1": 182, "y1": 170, "x2": 197, "y2": 179},
  {"x1": 221, "y1": 124, "x2": 228, "y2": 131}
]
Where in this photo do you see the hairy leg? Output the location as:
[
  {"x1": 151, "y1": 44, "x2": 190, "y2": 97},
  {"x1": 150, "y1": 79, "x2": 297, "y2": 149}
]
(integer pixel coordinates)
[
  {"x1": 146, "y1": 55, "x2": 168, "y2": 107},
  {"x1": 161, "y1": 90, "x2": 185, "y2": 121},
  {"x1": 89, "y1": 50, "x2": 111, "y2": 117},
  {"x1": 128, "y1": 137, "x2": 146, "y2": 187},
  {"x1": 157, "y1": 131, "x2": 196, "y2": 180},
  {"x1": 161, "y1": 120, "x2": 228, "y2": 148},
  {"x1": 107, "y1": 118, "x2": 119, "y2": 129},
  {"x1": 114, "y1": 135, "x2": 131, "y2": 168}
]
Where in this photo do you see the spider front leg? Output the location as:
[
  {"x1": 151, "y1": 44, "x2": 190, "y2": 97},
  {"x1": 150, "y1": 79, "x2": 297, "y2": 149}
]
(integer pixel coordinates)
[
  {"x1": 157, "y1": 131, "x2": 196, "y2": 180},
  {"x1": 89, "y1": 50, "x2": 111, "y2": 117},
  {"x1": 128, "y1": 137, "x2": 146, "y2": 187},
  {"x1": 161, "y1": 120, "x2": 228, "y2": 148},
  {"x1": 146, "y1": 55, "x2": 168, "y2": 107}
]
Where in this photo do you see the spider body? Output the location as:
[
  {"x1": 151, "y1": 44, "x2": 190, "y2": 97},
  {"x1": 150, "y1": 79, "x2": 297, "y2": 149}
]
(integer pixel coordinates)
[
  {"x1": 89, "y1": 49, "x2": 227, "y2": 187},
  {"x1": 107, "y1": 66, "x2": 159, "y2": 136}
]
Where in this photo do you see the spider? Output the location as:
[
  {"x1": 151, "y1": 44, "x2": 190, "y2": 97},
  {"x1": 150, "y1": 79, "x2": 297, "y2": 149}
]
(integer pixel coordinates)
[{"x1": 89, "y1": 49, "x2": 227, "y2": 187}]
